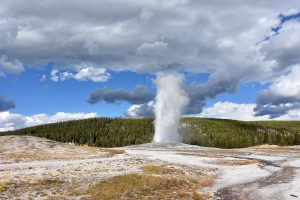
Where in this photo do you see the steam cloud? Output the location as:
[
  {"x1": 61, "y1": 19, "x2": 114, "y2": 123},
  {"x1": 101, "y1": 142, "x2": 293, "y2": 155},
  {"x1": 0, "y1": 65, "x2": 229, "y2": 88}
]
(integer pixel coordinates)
[{"x1": 153, "y1": 74, "x2": 189, "y2": 142}]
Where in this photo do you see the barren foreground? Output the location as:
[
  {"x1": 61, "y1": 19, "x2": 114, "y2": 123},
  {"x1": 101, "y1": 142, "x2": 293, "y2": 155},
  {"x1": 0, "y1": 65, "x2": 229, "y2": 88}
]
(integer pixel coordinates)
[{"x1": 0, "y1": 136, "x2": 299, "y2": 199}]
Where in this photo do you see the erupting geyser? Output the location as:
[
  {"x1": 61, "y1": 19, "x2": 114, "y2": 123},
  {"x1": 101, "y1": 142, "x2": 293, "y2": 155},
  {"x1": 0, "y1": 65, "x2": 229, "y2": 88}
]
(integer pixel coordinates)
[{"x1": 153, "y1": 73, "x2": 189, "y2": 142}]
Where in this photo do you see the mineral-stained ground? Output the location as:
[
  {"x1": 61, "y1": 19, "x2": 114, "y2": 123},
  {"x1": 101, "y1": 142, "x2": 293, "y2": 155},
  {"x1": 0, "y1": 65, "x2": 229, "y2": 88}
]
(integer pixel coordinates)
[{"x1": 0, "y1": 136, "x2": 299, "y2": 199}]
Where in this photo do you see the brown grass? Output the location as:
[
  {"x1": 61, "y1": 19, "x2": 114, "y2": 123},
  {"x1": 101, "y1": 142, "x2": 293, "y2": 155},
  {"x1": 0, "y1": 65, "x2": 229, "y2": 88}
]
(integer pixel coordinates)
[
  {"x1": 99, "y1": 148, "x2": 125, "y2": 155},
  {"x1": 2, "y1": 146, "x2": 124, "y2": 163},
  {"x1": 189, "y1": 174, "x2": 214, "y2": 188},
  {"x1": 250, "y1": 146, "x2": 300, "y2": 154},
  {"x1": 215, "y1": 159, "x2": 258, "y2": 166},
  {"x1": 0, "y1": 181, "x2": 9, "y2": 192},
  {"x1": 79, "y1": 145, "x2": 125, "y2": 155},
  {"x1": 78, "y1": 173, "x2": 206, "y2": 200},
  {"x1": 0, "y1": 179, "x2": 66, "y2": 199},
  {"x1": 142, "y1": 164, "x2": 183, "y2": 175},
  {"x1": 1, "y1": 178, "x2": 64, "y2": 190},
  {"x1": 29, "y1": 179, "x2": 65, "y2": 186},
  {"x1": 1, "y1": 150, "x2": 78, "y2": 162},
  {"x1": 72, "y1": 164, "x2": 214, "y2": 200}
]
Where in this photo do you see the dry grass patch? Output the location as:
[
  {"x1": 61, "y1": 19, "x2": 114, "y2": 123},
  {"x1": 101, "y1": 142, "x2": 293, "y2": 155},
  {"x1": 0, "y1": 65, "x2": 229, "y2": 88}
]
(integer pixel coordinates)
[
  {"x1": 0, "y1": 178, "x2": 64, "y2": 191},
  {"x1": 215, "y1": 159, "x2": 258, "y2": 166},
  {"x1": 205, "y1": 150, "x2": 246, "y2": 156},
  {"x1": 0, "y1": 179, "x2": 66, "y2": 199},
  {"x1": 142, "y1": 164, "x2": 183, "y2": 175},
  {"x1": 73, "y1": 164, "x2": 214, "y2": 200},
  {"x1": 1, "y1": 146, "x2": 124, "y2": 162},
  {"x1": 189, "y1": 174, "x2": 214, "y2": 188},
  {"x1": 99, "y1": 148, "x2": 125, "y2": 155},
  {"x1": 142, "y1": 164, "x2": 214, "y2": 188},
  {"x1": 79, "y1": 145, "x2": 125, "y2": 155},
  {"x1": 29, "y1": 179, "x2": 65, "y2": 186},
  {"x1": 1, "y1": 150, "x2": 77, "y2": 162},
  {"x1": 0, "y1": 181, "x2": 9, "y2": 192},
  {"x1": 77, "y1": 173, "x2": 207, "y2": 200},
  {"x1": 2, "y1": 151, "x2": 33, "y2": 162},
  {"x1": 249, "y1": 146, "x2": 300, "y2": 154}
]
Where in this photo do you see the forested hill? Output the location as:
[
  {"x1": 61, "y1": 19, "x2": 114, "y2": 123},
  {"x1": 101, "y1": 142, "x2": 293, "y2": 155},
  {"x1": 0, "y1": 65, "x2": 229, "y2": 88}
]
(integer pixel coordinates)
[
  {"x1": 1, "y1": 117, "x2": 300, "y2": 148},
  {"x1": 1, "y1": 118, "x2": 154, "y2": 147}
]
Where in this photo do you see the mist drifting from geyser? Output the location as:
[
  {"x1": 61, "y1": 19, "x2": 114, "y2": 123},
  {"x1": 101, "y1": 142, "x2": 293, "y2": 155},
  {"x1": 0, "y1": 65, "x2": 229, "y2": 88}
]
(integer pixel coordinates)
[{"x1": 153, "y1": 73, "x2": 189, "y2": 142}]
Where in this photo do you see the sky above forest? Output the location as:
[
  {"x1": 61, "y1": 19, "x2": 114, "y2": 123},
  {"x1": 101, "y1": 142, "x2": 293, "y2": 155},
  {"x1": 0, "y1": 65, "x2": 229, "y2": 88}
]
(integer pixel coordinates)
[{"x1": 1, "y1": 0, "x2": 300, "y2": 131}]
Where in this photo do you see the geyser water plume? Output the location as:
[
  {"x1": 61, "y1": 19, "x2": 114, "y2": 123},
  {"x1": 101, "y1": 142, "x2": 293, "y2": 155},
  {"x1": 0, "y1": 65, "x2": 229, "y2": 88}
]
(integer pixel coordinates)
[{"x1": 153, "y1": 73, "x2": 189, "y2": 142}]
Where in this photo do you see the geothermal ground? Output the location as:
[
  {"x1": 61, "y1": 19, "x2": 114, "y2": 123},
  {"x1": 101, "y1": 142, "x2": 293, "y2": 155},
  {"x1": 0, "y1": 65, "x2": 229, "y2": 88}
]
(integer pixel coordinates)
[{"x1": 0, "y1": 136, "x2": 300, "y2": 200}]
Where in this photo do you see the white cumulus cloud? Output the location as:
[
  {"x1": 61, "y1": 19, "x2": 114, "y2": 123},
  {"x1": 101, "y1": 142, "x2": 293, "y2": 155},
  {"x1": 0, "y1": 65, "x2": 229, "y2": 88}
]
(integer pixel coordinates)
[
  {"x1": 276, "y1": 108, "x2": 300, "y2": 120},
  {"x1": 198, "y1": 102, "x2": 269, "y2": 121},
  {"x1": 125, "y1": 101, "x2": 155, "y2": 118},
  {"x1": 267, "y1": 65, "x2": 300, "y2": 98},
  {"x1": 198, "y1": 101, "x2": 300, "y2": 121},
  {"x1": 255, "y1": 65, "x2": 300, "y2": 118},
  {"x1": 0, "y1": 111, "x2": 97, "y2": 132},
  {"x1": 50, "y1": 65, "x2": 110, "y2": 82}
]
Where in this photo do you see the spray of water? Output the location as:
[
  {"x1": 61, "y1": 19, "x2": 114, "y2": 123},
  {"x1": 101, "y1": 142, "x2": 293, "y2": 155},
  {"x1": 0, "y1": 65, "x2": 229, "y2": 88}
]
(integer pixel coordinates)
[{"x1": 153, "y1": 73, "x2": 189, "y2": 142}]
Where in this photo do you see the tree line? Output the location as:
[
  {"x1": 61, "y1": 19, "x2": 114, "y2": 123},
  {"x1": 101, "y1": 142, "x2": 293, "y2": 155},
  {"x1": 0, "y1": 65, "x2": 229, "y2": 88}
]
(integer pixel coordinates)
[
  {"x1": 181, "y1": 118, "x2": 300, "y2": 148},
  {"x1": 1, "y1": 117, "x2": 300, "y2": 148},
  {"x1": 1, "y1": 118, "x2": 154, "y2": 147}
]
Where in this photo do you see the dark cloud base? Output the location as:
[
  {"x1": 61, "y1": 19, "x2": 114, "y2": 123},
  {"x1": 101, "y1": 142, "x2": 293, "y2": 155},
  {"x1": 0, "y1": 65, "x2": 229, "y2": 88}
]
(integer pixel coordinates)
[
  {"x1": 87, "y1": 85, "x2": 154, "y2": 105},
  {"x1": 0, "y1": 96, "x2": 15, "y2": 111}
]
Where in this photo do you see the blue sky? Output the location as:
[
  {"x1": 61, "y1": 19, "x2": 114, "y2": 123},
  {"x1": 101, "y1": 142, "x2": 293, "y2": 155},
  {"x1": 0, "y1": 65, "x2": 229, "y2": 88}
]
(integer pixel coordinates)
[
  {"x1": 1, "y1": 67, "x2": 155, "y2": 117},
  {"x1": 1, "y1": 67, "x2": 265, "y2": 116}
]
